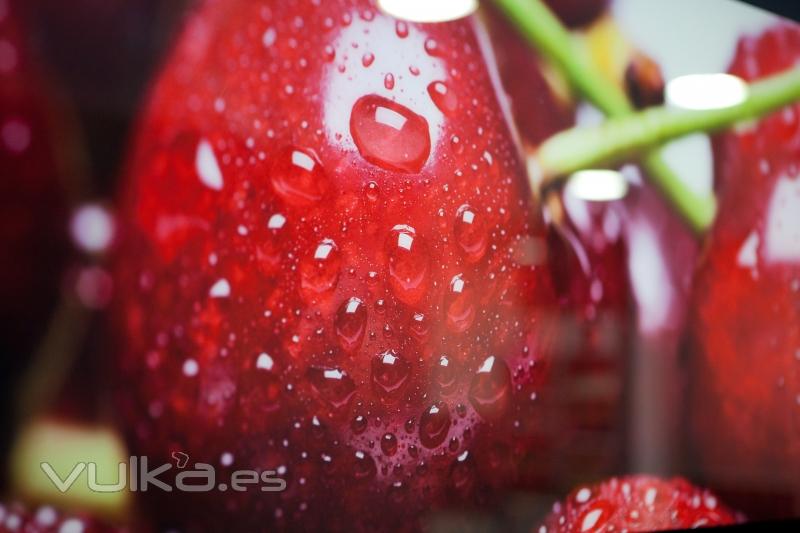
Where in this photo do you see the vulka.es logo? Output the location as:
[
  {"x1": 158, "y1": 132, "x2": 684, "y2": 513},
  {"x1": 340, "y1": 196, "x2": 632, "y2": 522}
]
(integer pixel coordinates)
[{"x1": 40, "y1": 454, "x2": 287, "y2": 493}]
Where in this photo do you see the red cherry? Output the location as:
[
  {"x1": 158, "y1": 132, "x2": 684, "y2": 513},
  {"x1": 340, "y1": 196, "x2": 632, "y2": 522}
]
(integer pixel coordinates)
[
  {"x1": 689, "y1": 23, "x2": 800, "y2": 519},
  {"x1": 112, "y1": 1, "x2": 558, "y2": 529},
  {"x1": 538, "y1": 475, "x2": 741, "y2": 532}
]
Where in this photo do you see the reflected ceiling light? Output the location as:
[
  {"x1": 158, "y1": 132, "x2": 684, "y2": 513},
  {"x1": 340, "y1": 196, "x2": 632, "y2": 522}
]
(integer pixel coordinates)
[
  {"x1": 565, "y1": 170, "x2": 629, "y2": 202},
  {"x1": 665, "y1": 73, "x2": 748, "y2": 110},
  {"x1": 377, "y1": 0, "x2": 478, "y2": 23}
]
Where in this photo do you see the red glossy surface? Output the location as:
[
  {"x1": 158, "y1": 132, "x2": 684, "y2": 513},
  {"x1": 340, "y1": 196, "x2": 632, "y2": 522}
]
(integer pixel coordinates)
[
  {"x1": 538, "y1": 475, "x2": 741, "y2": 532},
  {"x1": 689, "y1": 23, "x2": 800, "y2": 518},
  {"x1": 113, "y1": 0, "x2": 558, "y2": 529}
]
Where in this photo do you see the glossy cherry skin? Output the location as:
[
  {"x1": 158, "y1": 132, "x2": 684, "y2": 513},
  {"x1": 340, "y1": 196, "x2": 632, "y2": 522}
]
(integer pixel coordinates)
[
  {"x1": 112, "y1": 0, "x2": 558, "y2": 530},
  {"x1": 537, "y1": 475, "x2": 741, "y2": 532},
  {"x1": 688, "y1": 23, "x2": 800, "y2": 518}
]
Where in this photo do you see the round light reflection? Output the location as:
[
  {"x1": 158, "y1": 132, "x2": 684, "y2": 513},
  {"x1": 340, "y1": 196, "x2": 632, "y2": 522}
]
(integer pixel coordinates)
[{"x1": 377, "y1": 0, "x2": 478, "y2": 23}]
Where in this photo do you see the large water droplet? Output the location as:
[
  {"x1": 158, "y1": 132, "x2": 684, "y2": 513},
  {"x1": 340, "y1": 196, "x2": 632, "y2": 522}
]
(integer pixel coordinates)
[
  {"x1": 445, "y1": 274, "x2": 475, "y2": 333},
  {"x1": 419, "y1": 402, "x2": 451, "y2": 448},
  {"x1": 427, "y1": 81, "x2": 458, "y2": 116},
  {"x1": 270, "y1": 146, "x2": 328, "y2": 206},
  {"x1": 307, "y1": 367, "x2": 356, "y2": 409},
  {"x1": 468, "y1": 356, "x2": 512, "y2": 420},
  {"x1": 453, "y1": 204, "x2": 487, "y2": 263},
  {"x1": 334, "y1": 297, "x2": 367, "y2": 353},
  {"x1": 300, "y1": 239, "x2": 341, "y2": 299},
  {"x1": 385, "y1": 225, "x2": 430, "y2": 305},
  {"x1": 350, "y1": 94, "x2": 431, "y2": 173},
  {"x1": 371, "y1": 349, "x2": 411, "y2": 402}
]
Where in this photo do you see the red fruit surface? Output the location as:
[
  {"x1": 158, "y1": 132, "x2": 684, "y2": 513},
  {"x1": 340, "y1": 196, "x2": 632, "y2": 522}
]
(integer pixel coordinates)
[
  {"x1": 0, "y1": 501, "x2": 122, "y2": 533},
  {"x1": 113, "y1": 0, "x2": 558, "y2": 530},
  {"x1": 484, "y1": 4, "x2": 575, "y2": 148},
  {"x1": 537, "y1": 475, "x2": 741, "y2": 532},
  {"x1": 0, "y1": 0, "x2": 69, "y2": 358},
  {"x1": 689, "y1": 23, "x2": 800, "y2": 517},
  {"x1": 487, "y1": 4, "x2": 629, "y2": 486}
]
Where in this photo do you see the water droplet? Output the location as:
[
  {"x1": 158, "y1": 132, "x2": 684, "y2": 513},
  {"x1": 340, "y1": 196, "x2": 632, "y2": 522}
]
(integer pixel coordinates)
[
  {"x1": 385, "y1": 225, "x2": 430, "y2": 305},
  {"x1": 434, "y1": 355, "x2": 457, "y2": 394},
  {"x1": 395, "y1": 21, "x2": 409, "y2": 38},
  {"x1": 270, "y1": 146, "x2": 328, "y2": 206},
  {"x1": 365, "y1": 181, "x2": 380, "y2": 201},
  {"x1": 454, "y1": 204, "x2": 487, "y2": 263},
  {"x1": 353, "y1": 450, "x2": 376, "y2": 481},
  {"x1": 445, "y1": 274, "x2": 475, "y2": 333},
  {"x1": 427, "y1": 81, "x2": 458, "y2": 116},
  {"x1": 323, "y1": 45, "x2": 336, "y2": 62},
  {"x1": 424, "y1": 38, "x2": 440, "y2": 56},
  {"x1": 371, "y1": 349, "x2": 411, "y2": 402},
  {"x1": 300, "y1": 239, "x2": 341, "y2": 299},
  {"x1": 334, "y1": 297, "x2": 367, "y2": 353},
  {"x1": 468, "y1": 356, "x2": 512, "y2": 420},
  {"x1": 182, "y1": 358, "x2": 199, "y2": 377},
  {"x1": 419, "y1": 402, "x2": 451, "y2": 448},
  {"x1": 409, "y1": 312, "x2": 430, "y2": 343},
  {"x1": 450, "y1": 135, "x2": 464, "y2": 155},
  {"x1": 307, "y1": 367, "x2": 356, "y2": 409},
  {"x1": 409, "y1": 65, "x2": 420, "y2": 76},
  {"x1": 362, "y1": 52, "x2": 375, "y2": 67},
  {"x1": 352, "y1": 414, "x2": 368, "y2": 434},
  {"x1": 383, "y1": 73, "x2": 395, "y2": 90},
  {"x1": 577, "y1": 501, "x2": 613, "y2": 533},
  {"x1": 350, "y1": 94, "x2": 430, "y2": 173},
  {"x1": 381, "y1": 433, "x2": 398, "y2": 456}
]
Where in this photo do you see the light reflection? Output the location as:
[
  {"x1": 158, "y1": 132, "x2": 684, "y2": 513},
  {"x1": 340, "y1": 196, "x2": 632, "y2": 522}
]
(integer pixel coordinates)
[
  {"x1": 377, "y1": 0, "x2": 478, "y2": 23},
  {"x1": 565, "y1": 170, "x2": 629, "y2": 202},
  {"x1": 665, "y1": 73, "x2": 748, "y2": 110}
]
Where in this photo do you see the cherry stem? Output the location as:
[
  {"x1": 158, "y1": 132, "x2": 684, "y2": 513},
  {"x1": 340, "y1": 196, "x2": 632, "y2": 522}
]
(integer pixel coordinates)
[
  {"x1": 537, "y1": 67, "x2": 800, "y2": 181},
  {"x1": 491, "y1": 0, "x2": 721, "y2": 232}
]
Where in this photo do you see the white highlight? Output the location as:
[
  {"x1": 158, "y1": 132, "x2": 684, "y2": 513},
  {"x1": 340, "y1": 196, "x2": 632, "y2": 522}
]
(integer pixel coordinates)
[
  {"x1": 256, "y1": 352, "x2": 274, "y2": 371},
  {"x1": 565, "y1": 170, "x2": 629, "y2": 202},
  {"x1": 209, "y1": 278, "x2": 231, "y2": 298},
  {"x1": 377, "y1": 0, "x2": 478, "y2": 23},
  {"x1": 375, "y1": 106, "x2": 408, "y2": 131},
  {"x1": 666, "y1": 73, "x2": 748, "y2": 110},
  {"x1": 196, "y1": 139, "x2": 224, "y2": 190},
  {"x1": 183, "y1": 359, "x2": 199, "y2": 377},
  {"x1": 70, "y1": 204, "x2": 115, "y2": 254}
]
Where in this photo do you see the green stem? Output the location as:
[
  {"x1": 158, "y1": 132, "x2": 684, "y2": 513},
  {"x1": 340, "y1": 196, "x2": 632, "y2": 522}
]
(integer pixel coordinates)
[
  {"x1": 491, "y1": 0, "x2": 722, "y2": 232},
  {"x1": 537, "y1": 69, "x2": 800, "y2": 176}
]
